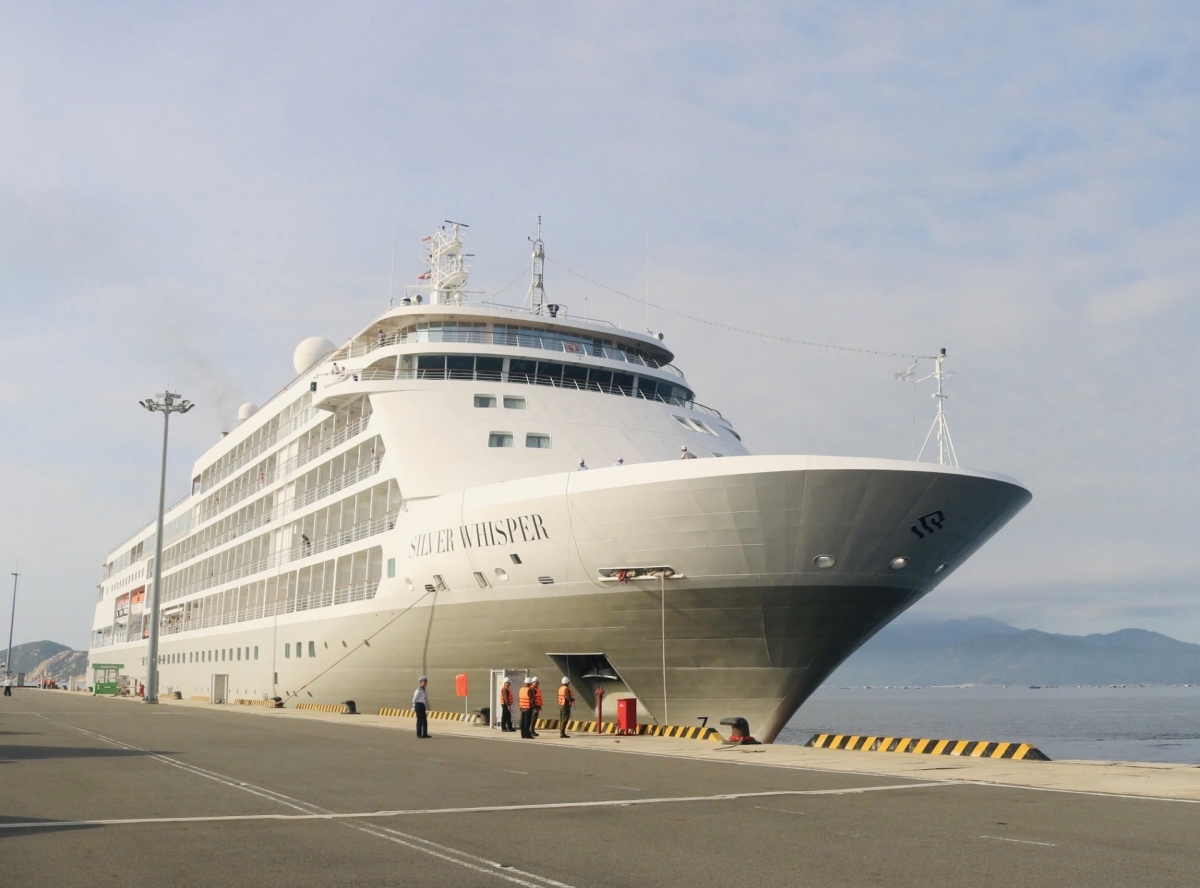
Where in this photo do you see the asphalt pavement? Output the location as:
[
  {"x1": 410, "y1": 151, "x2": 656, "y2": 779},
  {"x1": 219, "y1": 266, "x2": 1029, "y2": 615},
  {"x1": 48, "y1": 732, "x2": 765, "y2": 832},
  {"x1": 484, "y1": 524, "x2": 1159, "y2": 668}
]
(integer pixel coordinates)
[{"x1": 2, "y1": 691, "x2": 1198, "y2": 887}]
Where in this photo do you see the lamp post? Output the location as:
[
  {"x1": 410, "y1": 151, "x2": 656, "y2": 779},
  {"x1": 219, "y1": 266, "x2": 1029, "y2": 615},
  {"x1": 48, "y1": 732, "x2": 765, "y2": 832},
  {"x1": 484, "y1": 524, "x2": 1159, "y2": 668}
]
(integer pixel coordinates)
[
  {"x1": 4, "y1": 569, "x2": 17, "y2": 687},
  {"x1": 139, "y1": 391, "x2": 193, "y2": 704}
]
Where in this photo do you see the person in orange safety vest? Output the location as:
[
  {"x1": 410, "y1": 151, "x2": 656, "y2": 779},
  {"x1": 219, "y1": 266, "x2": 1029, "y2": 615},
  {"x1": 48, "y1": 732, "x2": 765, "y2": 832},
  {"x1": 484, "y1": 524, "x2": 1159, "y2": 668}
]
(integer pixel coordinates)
[
  {"x1": 499, "y1": 678, "x2": 515, "y2": 732},
  {"x1": 530, "y1": 678, "x2": 543, "y2": 737},
  {"x1": 518, "y1": 678, "x2": 534, "y2": 738},
  {"x1": 557, "y1": 677, "x2": 575, "y2": 737}
]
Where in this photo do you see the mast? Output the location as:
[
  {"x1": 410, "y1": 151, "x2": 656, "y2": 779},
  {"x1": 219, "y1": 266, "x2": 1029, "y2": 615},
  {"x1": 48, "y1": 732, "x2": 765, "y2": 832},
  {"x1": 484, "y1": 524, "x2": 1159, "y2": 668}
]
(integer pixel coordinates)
[
  {"x1": 413, "y1": 221, "x2": 471, "y2": 305},
  {"x1": 526, "y1": 216, "x2": 547, "y2": 314},
  {"x1": 916, "y1": 348, "x2": 959, "y2": 466}
]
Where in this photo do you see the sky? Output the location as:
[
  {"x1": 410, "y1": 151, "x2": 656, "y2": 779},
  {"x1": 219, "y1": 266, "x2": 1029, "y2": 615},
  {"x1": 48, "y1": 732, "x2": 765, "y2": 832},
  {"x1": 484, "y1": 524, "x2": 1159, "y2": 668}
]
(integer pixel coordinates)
[{"x1": 1, "y1": 2, "x2": 1198, "y2": 649}]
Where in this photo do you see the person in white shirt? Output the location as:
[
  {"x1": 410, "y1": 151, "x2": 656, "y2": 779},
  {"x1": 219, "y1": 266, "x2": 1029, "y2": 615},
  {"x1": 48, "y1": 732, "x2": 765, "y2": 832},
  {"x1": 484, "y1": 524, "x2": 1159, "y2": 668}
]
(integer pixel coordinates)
[
  {"x1": 412, "y1": 676, "x2": 430, "y2": 738},
  {"x1": 611, "y1": 457, "x2": 624, "y2": 466},
  {"x1": 577, "y1": 458, "x2": 588, "y2": 471}
]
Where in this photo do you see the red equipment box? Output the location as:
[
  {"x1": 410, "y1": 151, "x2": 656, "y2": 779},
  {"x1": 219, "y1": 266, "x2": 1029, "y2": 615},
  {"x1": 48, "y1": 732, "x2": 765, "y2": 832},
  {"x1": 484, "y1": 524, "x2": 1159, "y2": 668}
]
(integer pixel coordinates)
[{"x1": 616, "y1": 697, "x2": 638, "y2": 734}]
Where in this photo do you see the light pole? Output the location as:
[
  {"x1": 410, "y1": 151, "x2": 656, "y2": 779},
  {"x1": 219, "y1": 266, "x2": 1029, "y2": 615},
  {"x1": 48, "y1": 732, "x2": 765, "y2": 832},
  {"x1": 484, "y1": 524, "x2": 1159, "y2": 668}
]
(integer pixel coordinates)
[
  {"x1": 4, "y1": 569, "x2": 17, "y2": 686},
  {"x1": 139, "y1": 391, "x2": 194, "y2": 703}
]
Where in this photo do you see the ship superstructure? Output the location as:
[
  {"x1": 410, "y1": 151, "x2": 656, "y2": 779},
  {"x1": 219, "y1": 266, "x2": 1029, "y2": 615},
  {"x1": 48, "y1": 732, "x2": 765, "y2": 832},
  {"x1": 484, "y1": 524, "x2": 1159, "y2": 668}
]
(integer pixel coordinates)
[{"x1": 89, "y1": 223, "x2": 1030, "y2": 741}]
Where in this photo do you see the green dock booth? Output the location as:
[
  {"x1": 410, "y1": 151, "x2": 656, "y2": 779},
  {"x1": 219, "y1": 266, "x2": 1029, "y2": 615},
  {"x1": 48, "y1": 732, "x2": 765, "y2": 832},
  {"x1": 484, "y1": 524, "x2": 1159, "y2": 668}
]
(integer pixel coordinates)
[{"x1": 92, "y1": 664, "x2": 123, "y2": 696}]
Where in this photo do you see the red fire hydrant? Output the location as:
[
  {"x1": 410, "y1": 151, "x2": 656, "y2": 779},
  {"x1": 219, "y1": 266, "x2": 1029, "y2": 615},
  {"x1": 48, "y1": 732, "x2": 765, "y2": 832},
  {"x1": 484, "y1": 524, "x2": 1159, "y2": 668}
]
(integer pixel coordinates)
[{"x1": 594, "y1": 685, "x2": 605, "y2": 733}]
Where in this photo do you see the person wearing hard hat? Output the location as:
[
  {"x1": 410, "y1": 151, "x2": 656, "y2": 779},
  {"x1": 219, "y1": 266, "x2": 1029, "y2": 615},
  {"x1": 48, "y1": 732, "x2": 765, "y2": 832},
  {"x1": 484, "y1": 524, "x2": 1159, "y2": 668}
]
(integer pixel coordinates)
[
  {"x1": 499, "y1": 678, "x2": 515, "y2": 732},
  {"x1": 557, "y1": 677, "x2": 575, "y2": 738},
  {"x1": 412, "y1": 676, "x2": 430, "y2": 738},
  {"x1": 530, "y1": 678, "x2": 544, "y2": 737},
  {"x1": 518, "y1": 677, "x2": 534, "y2": 738}
]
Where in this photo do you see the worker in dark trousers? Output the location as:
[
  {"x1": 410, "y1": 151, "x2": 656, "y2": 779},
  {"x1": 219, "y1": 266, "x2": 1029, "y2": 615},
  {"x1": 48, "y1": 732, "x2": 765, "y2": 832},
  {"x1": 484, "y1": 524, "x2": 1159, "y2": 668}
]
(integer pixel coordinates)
[
  {"x1": 412, "y1": 676, "x2": 430, "y2": 738},
  {"x1": 530, "y1": 677, "x2": 543, "y2": 737},
  {"x1": 499, "y1": 678, "x2": 515, "y2": 732},
  {"x1": 557, "y1": 677, "x2": 574, "y2": 737},
  {"x1": 518, "y1": 677, "x2": 534, "y2": 738}
]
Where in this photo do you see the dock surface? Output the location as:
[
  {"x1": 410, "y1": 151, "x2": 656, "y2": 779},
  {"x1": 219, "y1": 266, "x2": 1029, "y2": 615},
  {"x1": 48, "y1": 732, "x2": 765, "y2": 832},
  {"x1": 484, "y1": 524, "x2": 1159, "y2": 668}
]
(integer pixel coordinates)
[{"x1": 2, "y1": 691, "x2": 1198, "y2": 887}]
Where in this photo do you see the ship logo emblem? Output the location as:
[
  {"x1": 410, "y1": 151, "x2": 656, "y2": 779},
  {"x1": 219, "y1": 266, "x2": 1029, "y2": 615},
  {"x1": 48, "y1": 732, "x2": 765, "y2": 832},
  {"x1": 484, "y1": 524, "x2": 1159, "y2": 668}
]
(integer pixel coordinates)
[{"x1": 910, "y1": 510, "x2": 945, "y2": 539}]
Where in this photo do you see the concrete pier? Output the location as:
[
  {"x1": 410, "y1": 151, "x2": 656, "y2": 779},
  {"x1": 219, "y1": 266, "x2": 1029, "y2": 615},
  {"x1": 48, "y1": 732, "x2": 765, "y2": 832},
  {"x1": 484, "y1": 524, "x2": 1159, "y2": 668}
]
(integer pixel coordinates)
[{"x1": 2, "y1": 691, "x2": 1198, "y2": 887}]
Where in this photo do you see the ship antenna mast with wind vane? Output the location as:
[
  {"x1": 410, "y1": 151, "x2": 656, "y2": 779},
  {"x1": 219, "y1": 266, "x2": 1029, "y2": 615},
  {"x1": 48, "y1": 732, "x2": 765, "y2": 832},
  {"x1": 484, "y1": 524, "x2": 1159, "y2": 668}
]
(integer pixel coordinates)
[
  {"x1": 526, "y1": 216, "x2": 547, "y2": 314},
  {"x1": 914, "y1": 348, "x2": 959, "y2": 466}
]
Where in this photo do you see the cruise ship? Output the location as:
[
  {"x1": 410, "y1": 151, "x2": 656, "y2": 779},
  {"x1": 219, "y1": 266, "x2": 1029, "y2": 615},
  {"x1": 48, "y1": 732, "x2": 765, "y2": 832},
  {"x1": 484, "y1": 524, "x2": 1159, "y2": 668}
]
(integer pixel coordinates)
[{"x1": 88, "y1": 222, "x2": 1031, "y2": 742}]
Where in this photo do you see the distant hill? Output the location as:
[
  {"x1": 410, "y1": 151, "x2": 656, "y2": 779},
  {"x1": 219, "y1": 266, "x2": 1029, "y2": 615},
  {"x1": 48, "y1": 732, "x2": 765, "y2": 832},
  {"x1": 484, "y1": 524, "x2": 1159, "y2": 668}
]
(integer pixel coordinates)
[
  {"x1": 3, "y1": 640, "x2": 88, "y2": 683},
  {"x1": 825, "y1": 618, "x2": 1200, "y2": 686}
]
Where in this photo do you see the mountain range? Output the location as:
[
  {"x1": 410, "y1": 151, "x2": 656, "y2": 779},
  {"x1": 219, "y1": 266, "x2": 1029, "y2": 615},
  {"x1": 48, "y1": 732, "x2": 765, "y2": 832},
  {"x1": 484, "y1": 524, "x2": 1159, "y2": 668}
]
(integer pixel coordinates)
[
  {"x1": 7, "y1": 619, "x2": 1200, "y2": 689},
  {"x1": 825, "y1": 617, "x2": 1200, "y2": 686},
  {"x1": 3, "y1": 640, "x2": 89, "y2": 684}
]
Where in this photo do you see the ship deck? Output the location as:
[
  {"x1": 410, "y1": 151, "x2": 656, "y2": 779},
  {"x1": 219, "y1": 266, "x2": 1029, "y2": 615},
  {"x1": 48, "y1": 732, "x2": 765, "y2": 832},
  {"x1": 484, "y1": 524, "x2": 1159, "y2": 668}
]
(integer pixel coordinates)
[{"x1": 2, "y1": 691, "x2": 1198, "y2": 887}]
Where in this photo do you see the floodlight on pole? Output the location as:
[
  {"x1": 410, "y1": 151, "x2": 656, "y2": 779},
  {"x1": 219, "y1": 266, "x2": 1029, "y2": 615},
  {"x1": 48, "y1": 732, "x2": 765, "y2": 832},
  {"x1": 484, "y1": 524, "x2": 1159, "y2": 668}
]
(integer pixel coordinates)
[{"x1": 140, "y1": 391, "x2": 194, "y2": 704}]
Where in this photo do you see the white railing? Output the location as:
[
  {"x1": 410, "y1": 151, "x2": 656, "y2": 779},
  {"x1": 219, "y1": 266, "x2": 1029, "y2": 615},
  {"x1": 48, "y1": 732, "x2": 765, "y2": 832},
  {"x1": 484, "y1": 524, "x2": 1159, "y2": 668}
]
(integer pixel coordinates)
[
  {"x1": 292, "y1": 457, "x2": 382, "y2": 512},
  {"x1": 157, "y1": 580, "x2": 380, "y2": 637},
  {"x1": 163, "y1": 508, "x2": 397, "y2": 602},
  {"x1": 338, "y1": 327, "x2": 676, "y2": 374},
  {"x1": 357, "y1": 366, "x2": 724, "y2": 420},
  {"x1": 162, "y1": 508, "x2": 278, "y2": 572},
  {"x1": 193, "y1": 414, "x2": 372, "y2": 526}
]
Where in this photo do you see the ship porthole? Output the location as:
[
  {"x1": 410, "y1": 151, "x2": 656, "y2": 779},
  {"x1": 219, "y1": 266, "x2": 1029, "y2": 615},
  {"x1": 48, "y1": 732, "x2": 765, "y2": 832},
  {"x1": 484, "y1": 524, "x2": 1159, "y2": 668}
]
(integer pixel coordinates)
[
  {"x1": 934, "y1": 563, "x2": 948, "y2": 574},
  {"x1": 405, "y1": 577, "x2": 414, "y2": 591},
  {"x1": 813, "y1": 555, "x2": 836, "y2": 569},
  {"x1": 494, "y1": 568, "x2": 509, "y2": 581},
  {"x1": 889, "y1": 557, "x2": 910, "y2": 570}
]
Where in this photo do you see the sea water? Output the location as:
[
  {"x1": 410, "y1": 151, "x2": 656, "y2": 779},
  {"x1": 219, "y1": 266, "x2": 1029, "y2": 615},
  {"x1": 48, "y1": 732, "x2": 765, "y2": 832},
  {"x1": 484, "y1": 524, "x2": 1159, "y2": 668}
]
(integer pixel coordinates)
[{"x1": 777, "y1": 684, "x2": 1200, "y2": 764}]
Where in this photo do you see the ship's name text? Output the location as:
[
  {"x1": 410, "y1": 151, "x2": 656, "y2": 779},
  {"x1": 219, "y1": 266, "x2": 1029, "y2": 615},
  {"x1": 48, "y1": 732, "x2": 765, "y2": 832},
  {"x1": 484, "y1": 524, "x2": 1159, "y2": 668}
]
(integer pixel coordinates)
[{"x1": 409, "y1": 514, "x2": 550, "y2": 559}]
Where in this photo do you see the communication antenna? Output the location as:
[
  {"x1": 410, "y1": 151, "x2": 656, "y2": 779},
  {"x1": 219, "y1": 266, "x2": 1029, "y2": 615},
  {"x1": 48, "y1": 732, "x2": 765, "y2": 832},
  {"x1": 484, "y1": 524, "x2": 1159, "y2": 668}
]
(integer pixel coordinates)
[
  {"x1": 526, "y1": 216, "x2": 547, "y2": 313},
  {"x1": 912, "y1": 348, "x2": 958, "y2": 466}
]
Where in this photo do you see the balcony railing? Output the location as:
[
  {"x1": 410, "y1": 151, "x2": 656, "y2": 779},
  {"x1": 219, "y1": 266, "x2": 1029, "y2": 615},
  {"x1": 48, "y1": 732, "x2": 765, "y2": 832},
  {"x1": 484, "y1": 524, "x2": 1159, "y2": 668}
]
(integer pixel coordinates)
[
  {"x1": 335, "y1": 328, "x2": 679, "y2": 375},
  {"x1": 162, "y1": 508, "x2": 398, "y2": 603},
  {"x1": 157, "y1": 580, "x2": 380, "y2": 636},
  {"x1": 356, "y1": 366, "x2": 724, "y2": 421},
  {"x1": 193, "y1": 414, "x2": 372, "y2": 527}
]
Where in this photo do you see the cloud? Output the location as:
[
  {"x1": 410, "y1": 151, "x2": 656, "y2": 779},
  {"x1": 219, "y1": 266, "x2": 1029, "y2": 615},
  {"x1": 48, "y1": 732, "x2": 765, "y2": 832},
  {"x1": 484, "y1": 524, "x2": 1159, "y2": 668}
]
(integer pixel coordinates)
[{"x1": 2, "y1": 3, "x2": 1200, "y2": 646}]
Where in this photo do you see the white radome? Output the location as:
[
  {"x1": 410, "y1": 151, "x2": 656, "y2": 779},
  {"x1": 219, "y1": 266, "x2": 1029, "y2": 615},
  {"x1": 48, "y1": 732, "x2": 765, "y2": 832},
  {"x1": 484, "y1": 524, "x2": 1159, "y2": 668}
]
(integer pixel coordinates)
[
  {"x1": 237, "y1": 403, "x2": 259, "y2": 422},
  {"x1": 292, "y1": 337, "x2": 336, "y2": 375}
]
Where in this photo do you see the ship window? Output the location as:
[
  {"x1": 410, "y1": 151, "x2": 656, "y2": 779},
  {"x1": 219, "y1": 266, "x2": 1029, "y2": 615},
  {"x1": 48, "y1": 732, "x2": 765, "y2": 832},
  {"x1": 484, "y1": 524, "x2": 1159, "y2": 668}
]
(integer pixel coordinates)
[
  {"x1": 536, "y1": 361, "x2": 564, "y2": 383},
  {"x1": 525, "y1": 434, "x2": 551, "y2": 449},
  {"x1": 588, "y1": 368, "x2": 612, "y2": 389},
  {"x1": 562, "y1": 364, "x2": 588, "y2": 386},
  {"x1": 476, "y1": 356, "x2": 503, "y2": 381},
  {"x1": 285, "y1": 643, "x2": 291, "y2": 658},
  {"x1": 221, "y1": 649, "x2": 225, "y2": 661},
  {"x1": 295, "y1": 641, "x2": 302, "y2": 658},
  {"x1": 474, "y1": 395, "x2": 496, "y2": 408},
  {"x1": 474, "y1": 571, "x2": 489, "y2": 588},
  {"x1": 503, "y1": 396, "x2": 526, "y2": 409},
  {"x1": 612, "y1": 372, "x2": 634, "y2": 394},
  {"x1": 387, "y1": 558, "x2": 396, "y2": 578},
  {"x1": 308, "y1": 641, "x2": 316, "y2": 658},
  {"x1": 416, "y1": 355, "x2": 446, "y2": 379},
  {"x1": 433, "y1": 575, "x2": 448, "y2": 592},
  {"x1": 672, "y1": 415, "x2": 691, "y2": 429},
  {"x1": 729, "y1": 429, "x2": 741, "y2": 441},
  {"x1": 237, "y1": 648, "x2": 242, "y2": 661},
  {"x1": 254, "y1": 646, "x2": 259, "y2": 660},
  {"x1": 510, "y1": 553, "x2": 522, "y2": 564},
  {"x1": 447, "y1": 355, "x2": 474, "y2": 379},
  {"x1": 508, "y1": 360, "x2": 536, "y2": 384},
  {"x1": 488, "y1": 432, "x2": 513, "y2": 448},
  {"x1": 245, "y1": 647, "x2": 250, "y2": 660}
]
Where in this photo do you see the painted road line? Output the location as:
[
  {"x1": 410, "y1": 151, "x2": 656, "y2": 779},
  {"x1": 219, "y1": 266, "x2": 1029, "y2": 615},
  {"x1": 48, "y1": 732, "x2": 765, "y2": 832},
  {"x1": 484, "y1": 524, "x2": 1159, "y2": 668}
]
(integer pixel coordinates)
[
  {"x1": 980, "y1": 835, "x2": 1057, "y2": 847},
  {"x1": 27, "y1": 715, "x2": 576, "y2": 888},
  {"x1": 0, "y1": 783, "x2": 961, "y2": 831}
]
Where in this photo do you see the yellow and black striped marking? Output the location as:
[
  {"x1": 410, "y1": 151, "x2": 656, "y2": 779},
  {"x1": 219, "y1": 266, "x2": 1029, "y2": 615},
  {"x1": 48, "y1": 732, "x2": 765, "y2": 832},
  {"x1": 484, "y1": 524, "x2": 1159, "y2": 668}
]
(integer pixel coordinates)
[
  {"x1": 235, "y1": 698, "x2": 277, "y2": 707},
  {"x1": 806, "y1": 733, "x2": 1050, "y2": 761},
  {"x1": 378, "y1": 708, "x2": 472, "y2": 721},
  {"x1": 189, "y1": 695, "x2": 210, "y2": 702},
  {"x1": 295, "y1": 702, "x2": 350, "y2": 714},
  {"x1": 535, "y1": 718, "x2": 722, "y2": 741}
]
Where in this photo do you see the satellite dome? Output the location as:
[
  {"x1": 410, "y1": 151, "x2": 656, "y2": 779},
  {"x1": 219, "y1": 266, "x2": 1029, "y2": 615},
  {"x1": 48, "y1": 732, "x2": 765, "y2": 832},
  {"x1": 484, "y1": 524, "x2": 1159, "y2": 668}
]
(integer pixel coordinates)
[
  {"x1": 293, "y1": 337, "x2": 336, "y2": 375},
  {"x1": 237, "y1": 402, "x2": 259, "y2": 422}
]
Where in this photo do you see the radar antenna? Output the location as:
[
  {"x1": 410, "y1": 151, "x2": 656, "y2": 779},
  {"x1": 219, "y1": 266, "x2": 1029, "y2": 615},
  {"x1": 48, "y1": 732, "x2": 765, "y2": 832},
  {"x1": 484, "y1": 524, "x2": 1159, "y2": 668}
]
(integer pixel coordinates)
[
  {"x1": 526, "y1": 216, "x2": 547, "y2": 313},
  {"x1": 914, "y1": 348, "x2": 959, "y2": 466}
]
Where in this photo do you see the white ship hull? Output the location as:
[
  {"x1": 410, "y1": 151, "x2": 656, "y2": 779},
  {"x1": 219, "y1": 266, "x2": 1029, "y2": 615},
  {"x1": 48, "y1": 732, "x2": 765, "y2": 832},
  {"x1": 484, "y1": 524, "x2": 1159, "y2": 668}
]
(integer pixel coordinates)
[{"x1": 95, "y1": 455, "x2": 1028, "y2": 741}]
